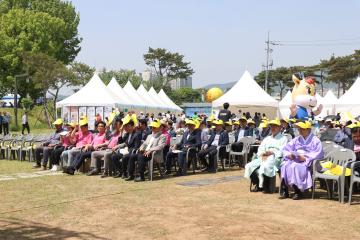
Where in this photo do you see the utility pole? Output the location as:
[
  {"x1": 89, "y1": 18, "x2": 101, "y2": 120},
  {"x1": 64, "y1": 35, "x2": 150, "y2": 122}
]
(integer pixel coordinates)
[
  {"x1": 264, "y1": 31, "x2": 278, "y2": 92},
  {"x1": 264, "y1": 31, "x2": 272, "y2": 92}
]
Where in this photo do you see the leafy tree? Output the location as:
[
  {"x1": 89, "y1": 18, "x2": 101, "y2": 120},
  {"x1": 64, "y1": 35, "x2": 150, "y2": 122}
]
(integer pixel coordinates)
[
  {"x1": 23, "y1": 52, "x2": 68, "y2": 126},
  {"x1": 168, "y1": 87, "x2": 201, "y2": 105},
  {"x1": 99, "y1": 68, "x2": 142, "y2": 88},
  {"x1": 0, "y1": 0, "x2": 81, "y2": 64},
  {"x1": 143, "y1": 47, "x2": 194, "y2": 87},
  {"x1": 143, "y1": 76, "x2": 172, "y2": 93},
  {"x1": 70, "y1": 62, "x2": 95, "y2": 86}
]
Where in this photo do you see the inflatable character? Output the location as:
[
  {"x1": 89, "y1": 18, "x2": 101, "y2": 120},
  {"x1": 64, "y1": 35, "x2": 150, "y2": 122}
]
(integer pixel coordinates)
[{"x1": 290, "y1": 74, "x2": 322, "y2": 120}]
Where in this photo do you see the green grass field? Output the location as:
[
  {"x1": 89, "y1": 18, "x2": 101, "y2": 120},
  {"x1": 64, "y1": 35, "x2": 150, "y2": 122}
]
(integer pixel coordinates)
[{"x1": 0, "y1": 106, "x2": 53, "y2": 134}]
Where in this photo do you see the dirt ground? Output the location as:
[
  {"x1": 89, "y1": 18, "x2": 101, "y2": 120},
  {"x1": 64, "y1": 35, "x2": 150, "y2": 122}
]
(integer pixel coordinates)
[{"x1": 1, "y1": 161, "x2": 360, "y2": 240}]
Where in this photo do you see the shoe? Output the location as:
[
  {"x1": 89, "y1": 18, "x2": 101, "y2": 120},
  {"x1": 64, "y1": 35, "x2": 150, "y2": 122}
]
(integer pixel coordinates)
[
  {"x1": 113, "y1": 172, "x2": 122, "y2": 178},
  {"x1": 100, "y1": 173, "x2": 109, "y2": 178},
  {"x1": 51, "y1": 165, "x2": 59, "y2": 171},
  {"x1": 250, "y1": 185, "x2": 263, "y2": 192},
  {"x1": 121, "y1": 173, "x2": 128, "y2": 179},
  {"x1": 41, "y1": 166, "x2": 47, "y2": 171},
  {"x1": 87, "y1": 169, "x2": 99, "y2": 176},
  {"x1": 279, "y1": 192, "x2": 289, "y2": 199},
  {"x1": 62, "y1": 166, "x2": 68, "y2": 173},
  {"x1": 164, "y1": 170, "x2": 171, "y2": 175},
  {"x1": 125, "y1": 176, "x2": 135, "y2": 181},
  {"x1": 173, "y1": 171, "x2": 183, "y2": 177},
  {"x1": 200, "y1": 167, "x2": 209, "y2": 172},
  {"x1": 292, "y1": 193, "x2": 302, "y2": 200},
  {"x1": 33, "y1": 164, "x2": 41, "y2": 168},
  {"x1": 66, "y1": 167, "x2": 75, "y2": 175},
  {"x1": 134, "y1": 177, "x2": 145, "y2": 182}
]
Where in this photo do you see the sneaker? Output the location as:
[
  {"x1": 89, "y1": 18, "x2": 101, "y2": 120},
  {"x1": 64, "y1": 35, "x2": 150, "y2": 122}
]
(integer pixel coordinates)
[
  {"x1": 32, "y1": 164, "x2": 41, "y2": 168},
  {"x1": 51, "y1": 165, "x2": 59, "y2": 171},
  {"x1": 41, "y1": 166, "x2": 47, "y2": 171}
]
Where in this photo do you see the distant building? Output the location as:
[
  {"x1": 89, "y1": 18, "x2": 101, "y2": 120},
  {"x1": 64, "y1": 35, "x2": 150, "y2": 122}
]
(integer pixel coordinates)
[
  {"x1": 141, "y1": 69, "x2": 155, "y2": 82},
  {"x1": 170, "y1": 77, "x2": 192, "y2": 90}
]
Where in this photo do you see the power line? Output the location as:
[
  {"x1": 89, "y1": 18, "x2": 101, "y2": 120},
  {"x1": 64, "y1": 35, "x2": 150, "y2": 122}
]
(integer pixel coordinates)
[{"x1": 274, "y1": 36, "x2": 360, "y2": 43}]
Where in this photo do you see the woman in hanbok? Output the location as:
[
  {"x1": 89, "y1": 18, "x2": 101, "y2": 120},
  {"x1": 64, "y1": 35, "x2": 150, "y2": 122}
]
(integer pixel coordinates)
[{"x1": 280, "y1": 121, "x2": 324, "y2": 200}]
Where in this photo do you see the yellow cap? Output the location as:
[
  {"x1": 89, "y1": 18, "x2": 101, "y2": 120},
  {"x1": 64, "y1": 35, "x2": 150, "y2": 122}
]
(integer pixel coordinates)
[
  {"x1": 108, "y1": 112, "x2": 116, "y2": 125},
  {"x1": 332, "y1": 121, "x2": 341, "y2": 126},
  {"x1": 194, "y1": 118, "x2": 200, "y2": 129},
  {"x1": 185, "y1": 118, "x2": 196, "y2": 126},
  {"x1": 225, "y1": 121, "x2": 232, "y2": 126},
  {"x1": 52, "y1": 118, "x2": 63, "y2": 125},
  {"x1": 233, "y1": 121, "x2": 240, "y2": 125},
  {"x1": 79, "y1": 118, "x2": 88, "y2": 126},
  {"x1": 347, "y1": 122, "x2": 360, "y2": 129},
  {"x1": 240, "y1": 116, "x2": 247, "y2": 121},
  {"x1": 259, "y1": 122, "x2": 268, "y2": 128},
  {"x1": 212, "y1": 119, "x2": 224, "y2": 125},
  {"x1": 149, "y1": 119, "x2": 161, "y2": 128},
  {"x1": 247, "y1": 119, "x2": 255, "y2": 125},
  {"x1": 65, "y1": 122, "x2": 76, "y2": 128},
  {"x1": 268, "y1": 119, "x2": 281, "y2": 126},
  {"x1": 295, "y1": 121, "x2": 312, "y2": 129},
  {"x1": 122, "y1": 114, "x2": 138, "y2": 126}
]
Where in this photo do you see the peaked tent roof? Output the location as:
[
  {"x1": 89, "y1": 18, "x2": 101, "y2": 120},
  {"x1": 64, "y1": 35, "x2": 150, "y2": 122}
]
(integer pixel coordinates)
[
  {"x1": 323, "y1": 90, "x2": 338, "y2": 104},
  {"x1": 123, "y1": 81, "x2": 148, "y2": 108},
  {"x1": 212, "y1": 70, "x2": 278, "y2": 108},
  {"x1": 158, "y1": 89, "x2": 182, "y2": 111},
  {"x1": 279, "y1": 90, "x2": 292, "y2": 107},
  {"x1": 335, "y1": 77, "x2": 360, "y2": 115},
  {"x1": 107, "y1": 78, "x2": 137, "y2": 107},
  {"x1": 279, "y1": 90, "x2": 292, "y2": 118},
  {"x1": 148, "y1": 87, "x2": 173, "y2": 110},
  {"x1": 56, "y1": 73, "x2": 122, "y2": 108},
  {"x1": 136, "y1": 84, "x2": 158, "y2": 108}
]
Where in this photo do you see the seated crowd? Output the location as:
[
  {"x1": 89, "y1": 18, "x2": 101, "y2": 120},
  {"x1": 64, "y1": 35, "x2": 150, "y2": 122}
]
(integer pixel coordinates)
[{"x1": 32, "y1": 103, "x2": 360, "y2": 200}]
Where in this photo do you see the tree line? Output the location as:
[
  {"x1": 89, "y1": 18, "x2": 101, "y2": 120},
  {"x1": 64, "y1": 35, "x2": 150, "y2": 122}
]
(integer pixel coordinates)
[
  {"x1": 0, "y1": 0, "x2": 198, "y2": 127},
  {"x1": 255, "y1": 50, "x2": 360, "y2": 98}
]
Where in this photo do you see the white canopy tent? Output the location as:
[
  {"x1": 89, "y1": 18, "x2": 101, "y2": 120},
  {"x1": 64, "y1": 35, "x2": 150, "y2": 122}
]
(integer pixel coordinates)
[
  {"x1": 56, "y1": 73, "x2": 123, "y2": 129},
  {"x1": 336, "y1": 77, "x2": 360, "y2": 116},
  {"x1": 57, "y1": 74, "x2": 122, "y2": 108},
  {"x1": 123, "y1": 81, "x2": 148, "y2": 109},
  {"x1": 148, "y1": 87, "x2": 173, "y2": 110},
  {"x1": 318, "y1": 90, "x2": 338, "y2": 117},
  {"x1": 212, "y1": 70, "x2": 279, "y2": 118},
  {"x1": 279, "y1": 90, "x2": 292, "y2": 118},
  {"x1": 106, "y1": 77, "x2": 137, "y2": 107},
  {"x1": 157, "y1": 89, "x2": 182, "y2": 112},
  {"x1": 136, "y1": 84, "x2": 158, "y2": 109}
]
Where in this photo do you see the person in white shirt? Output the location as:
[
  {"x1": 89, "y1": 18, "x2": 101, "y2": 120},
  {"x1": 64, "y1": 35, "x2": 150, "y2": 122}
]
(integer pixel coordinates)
[{"x1": 21, "y1": 112, "x2": 30, "y2": 134}]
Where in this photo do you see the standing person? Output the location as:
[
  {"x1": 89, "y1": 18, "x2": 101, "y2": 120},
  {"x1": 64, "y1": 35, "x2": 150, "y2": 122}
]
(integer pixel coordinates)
[
  {"x1": 218, "y1": 102, "x2": 232, "y2": 122},
  {"x1": 21, "y1": 112, "x2": 30, "y2": 134},
  {"x1": 0, "y1": 112, "x2": 3, "y2": 134},
  {"x1": 2, "y1": 111, "x2": 10, "y2": 135}
]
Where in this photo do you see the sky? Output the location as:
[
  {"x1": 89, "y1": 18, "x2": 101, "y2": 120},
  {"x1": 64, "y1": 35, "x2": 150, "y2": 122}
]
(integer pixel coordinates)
[{"x1": 70, "y1": 0, "x2": 360, "y2": 88}]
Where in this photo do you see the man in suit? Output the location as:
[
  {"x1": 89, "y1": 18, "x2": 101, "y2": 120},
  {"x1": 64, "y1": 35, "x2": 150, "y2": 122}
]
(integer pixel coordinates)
[
  {"x1": 165, "y1": 119, "x2": 202, "y2": 176},
  {"x1": 198, "y1": 119, "x2": 229, "y2": 173},
  {"x1": 126, "y1": 119, "x2": 166, "y2": 182},
  {"x1": 108, "y1": 115, "x2": 142, "y2": 178},
  {"x1": 138, "y1": 118, "x2": 151, "y2": 141},
  {"x1": 231, "y1": 117, "x2": 250, "y2": 152}
]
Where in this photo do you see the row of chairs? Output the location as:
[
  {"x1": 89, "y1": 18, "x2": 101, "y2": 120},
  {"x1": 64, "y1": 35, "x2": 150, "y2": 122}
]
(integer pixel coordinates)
[
  {"x1": 0, "y1": 134, "x2": 53, "y2": 162},
  {"x1": 312, "y1": 141, "x2": 359, "y2": 204}
]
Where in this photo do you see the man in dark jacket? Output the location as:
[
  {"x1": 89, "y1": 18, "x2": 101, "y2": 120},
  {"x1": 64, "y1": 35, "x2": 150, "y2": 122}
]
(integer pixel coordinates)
[
  {"x1": 232, "y1": 117, "x2": 250, "y2": 152},
  {"x1": 218, "y1": 102, "x2": 232, "y2": 122},
  {"x1": 109, "y1": 117, "x2": 142, "y2": 178},
  {"x1": 198, "y1": 119, "x2": 229, "y2": 173},
  {"x1": 165, "y1": 119, "x2": 201, "y2": 176}
]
